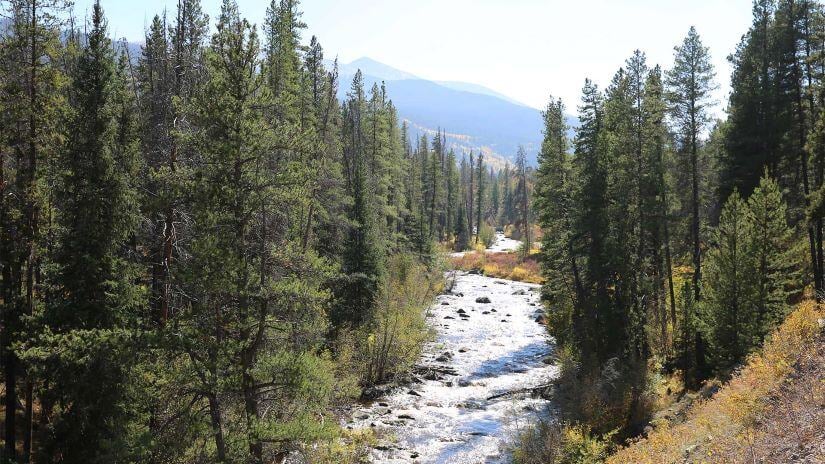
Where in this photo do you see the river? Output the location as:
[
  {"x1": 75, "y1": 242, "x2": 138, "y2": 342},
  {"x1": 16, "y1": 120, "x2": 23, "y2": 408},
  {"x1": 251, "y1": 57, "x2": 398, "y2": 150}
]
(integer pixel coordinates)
[{"x1": 349, "y1": 233, "x2": 557, "y2": 463}]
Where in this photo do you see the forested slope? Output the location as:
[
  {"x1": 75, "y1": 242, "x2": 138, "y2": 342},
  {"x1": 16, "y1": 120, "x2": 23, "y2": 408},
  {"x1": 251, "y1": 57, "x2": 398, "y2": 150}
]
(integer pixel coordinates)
[
  {"x1": 528, "y1": 1, "x2": 825, "y2": 462},
  {"x1": 0, "y1": 0, "x2": 529, "y2": 462}
]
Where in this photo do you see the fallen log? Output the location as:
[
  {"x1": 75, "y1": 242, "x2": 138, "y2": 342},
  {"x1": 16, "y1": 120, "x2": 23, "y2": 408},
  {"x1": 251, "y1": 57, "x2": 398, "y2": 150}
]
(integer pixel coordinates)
[{"x1": 486, "y1": 384, "x2": 553, "y2": 401}]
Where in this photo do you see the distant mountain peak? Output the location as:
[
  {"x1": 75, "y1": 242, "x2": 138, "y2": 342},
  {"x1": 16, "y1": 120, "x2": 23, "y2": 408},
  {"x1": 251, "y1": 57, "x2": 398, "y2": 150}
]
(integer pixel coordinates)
[
  {"x1": 328, "y1": 56, "x2": 567, "y2": 166},
  {"x1": 337, "y1": 57, "x2": 419, "y2": 81}
]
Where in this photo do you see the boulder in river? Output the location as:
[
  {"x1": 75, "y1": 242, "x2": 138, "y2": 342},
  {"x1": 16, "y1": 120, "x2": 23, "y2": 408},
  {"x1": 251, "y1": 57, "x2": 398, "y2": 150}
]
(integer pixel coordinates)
[
  {"x1": 444, "y1": 315, "x2": 454, "y2": 320},
  {"x1": 435, "y1": 352, "x2": 453, "y2": 362},
  {"x1": 535, "y1": 315, "x2": 547, "y2": 325},
  {"x1": 441, "y1": 301, "x2": 450, "y2": 305},
  {"x1": 361, "y1": 385, "x2": 391, "y2": 401},
  {"x1": 457, "y1": 308, "x2": 467, "y2": 314},
  {"x1": 512, "y1": 289, "x2": 527, "y2": 295},
  {"x1": 475, "y1": 296, "x2": 491, "y2": 303}
]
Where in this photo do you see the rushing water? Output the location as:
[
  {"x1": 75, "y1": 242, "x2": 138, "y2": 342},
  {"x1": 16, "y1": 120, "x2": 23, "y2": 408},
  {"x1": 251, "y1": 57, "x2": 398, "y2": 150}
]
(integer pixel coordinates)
[{"x1": 350, "y1": 234, "x2": 557, "y2": 463}]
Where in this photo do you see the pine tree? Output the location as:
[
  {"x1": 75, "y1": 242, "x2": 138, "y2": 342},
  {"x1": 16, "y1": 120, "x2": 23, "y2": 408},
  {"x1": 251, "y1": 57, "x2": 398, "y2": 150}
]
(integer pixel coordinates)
[
  {"x1": 721, "y1": 0, "x2": 784, "y2": 200},
  {"x1": 514, "y1": 146, "x2": 531, "y2": 256},
  {"x1": 0, "y1": 0, "x2": 69, "y2": 458},
  {"x1": 535, "y1": 96, "x2": 579, "y2": 310},
  {"x1": 701, "y1": 190, "x2": 752, "y2": 370},
  {"x1": 643, "y1": 65, "x2": 678, "y2": 354},
  {"x1": 666, "y1": 26, "x2": 717, "y2": 303},
  {"x1": 42, "y1": 3, "x2": 143, "y2": 459},
  {"x1": 475, "y1": 152, "x2": 485, "y2": 243},
  {"x1": 745, "y1": 171, "x2": 799, "y2": 342},
  {"x1": 571, "y1": 79, "x2": 611, "y2": 362},
  {"x1": 337, "y1": 70, "x2": 385, "y2": 327},
  {"x1": 666, "y1": 27, "x2": 716, "y2": 378}
]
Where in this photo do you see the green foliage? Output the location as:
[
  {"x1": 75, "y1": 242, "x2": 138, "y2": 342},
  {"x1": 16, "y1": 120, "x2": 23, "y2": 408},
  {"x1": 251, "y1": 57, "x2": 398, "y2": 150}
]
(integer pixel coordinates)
[
  {"x1": 513, "y1": 421, "x2": 612, "y2": 464},
  {"x1": 701, "y1": 190, "x2": 753, "y2": 367},
  {"x1": 454, "y1": 203, "x2": 470, "y2": 251},
  {"x1": 32, "y1": 3, "x2": 144, "y2": 460},
  {"x1": 478, "y1": 223, "x2": 496, "y2": 248},
  {"x1": 357, "y1": 255, "x2": 440, "y2": 385},
  {"x1": 701, "y1": 173, "x2": 800, "y2": 372}
]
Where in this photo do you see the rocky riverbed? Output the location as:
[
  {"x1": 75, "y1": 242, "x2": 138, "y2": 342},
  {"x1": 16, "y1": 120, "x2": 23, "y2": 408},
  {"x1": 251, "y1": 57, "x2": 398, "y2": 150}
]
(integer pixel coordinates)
[{"x1": 349, "y1": 236, "x2": 557, "y2": 463}]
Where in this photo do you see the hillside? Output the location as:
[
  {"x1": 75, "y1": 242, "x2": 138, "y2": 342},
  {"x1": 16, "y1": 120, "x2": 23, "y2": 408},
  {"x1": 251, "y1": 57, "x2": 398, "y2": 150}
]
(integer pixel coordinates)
[
  {"x1": 333, "y1": 57, "x2": 576, "y2": 166},
  {"x1": 609, "y1": 301, "x2": 824, "y2": 464}
]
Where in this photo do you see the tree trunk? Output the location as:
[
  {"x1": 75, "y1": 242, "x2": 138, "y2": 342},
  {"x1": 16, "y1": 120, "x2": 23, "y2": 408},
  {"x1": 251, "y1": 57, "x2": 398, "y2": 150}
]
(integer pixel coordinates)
[{"x1": 207, "y1": 394, "x2": 227, "y2": 462}]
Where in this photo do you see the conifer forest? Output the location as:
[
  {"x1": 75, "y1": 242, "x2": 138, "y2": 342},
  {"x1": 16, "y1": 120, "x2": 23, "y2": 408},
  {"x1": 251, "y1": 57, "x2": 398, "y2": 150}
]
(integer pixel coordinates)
[{"x1": 0, "y1": 0, "x2": 823, "y2": 463}]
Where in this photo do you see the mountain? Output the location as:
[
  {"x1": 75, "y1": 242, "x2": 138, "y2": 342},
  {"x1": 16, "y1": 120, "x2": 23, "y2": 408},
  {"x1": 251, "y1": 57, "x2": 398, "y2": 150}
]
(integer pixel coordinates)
[
  {"x1": 434, "y1": 80, "x2": 530, "y2": 107},
  {"x1": 331, "y1": 58, "x2": 557, "y2": 166},
  {"x1": 336, "y1": 57, "x2": 419, "y2": 81}
]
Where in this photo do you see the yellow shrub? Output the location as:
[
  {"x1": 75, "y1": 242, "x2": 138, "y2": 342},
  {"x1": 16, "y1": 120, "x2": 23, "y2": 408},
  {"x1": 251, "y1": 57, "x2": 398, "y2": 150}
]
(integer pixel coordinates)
[
  {"x1": 483, "y1": 262, "x2": 501, "y2": 276},
  {"x1": 509, "y1": 266, "x2": 530, "y2": 282},
  {"x1": 608, "y1": 300, "x2": 823, "y2": 464}
]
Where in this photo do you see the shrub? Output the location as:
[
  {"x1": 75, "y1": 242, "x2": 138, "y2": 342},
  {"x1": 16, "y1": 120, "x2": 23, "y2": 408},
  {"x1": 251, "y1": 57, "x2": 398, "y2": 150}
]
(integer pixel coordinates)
[
  {"x1": 479, "y1": 223, "x2": 496, "y2": 248},
  {"x1": 513, "y1": 421, "x2": 612, "y2": 464},
  {"x1": 358, "y1": 255, "x2": 441, "y2": 385},
  {"x1": 608, "y1": 300, "x2": 823, "y2": 463}
]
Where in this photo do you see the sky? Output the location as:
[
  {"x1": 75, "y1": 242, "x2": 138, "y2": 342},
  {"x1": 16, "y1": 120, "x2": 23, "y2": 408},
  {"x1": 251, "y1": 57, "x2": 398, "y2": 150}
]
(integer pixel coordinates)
[{"x1": 75, "y1": 0, "x2": 754, "y2": 114}]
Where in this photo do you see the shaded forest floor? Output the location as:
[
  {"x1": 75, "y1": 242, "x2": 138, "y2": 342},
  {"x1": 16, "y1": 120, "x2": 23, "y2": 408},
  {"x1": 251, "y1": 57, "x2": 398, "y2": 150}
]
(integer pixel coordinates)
[{"x1": 608, "y1": 301, "x2": 824, "y2": 464}]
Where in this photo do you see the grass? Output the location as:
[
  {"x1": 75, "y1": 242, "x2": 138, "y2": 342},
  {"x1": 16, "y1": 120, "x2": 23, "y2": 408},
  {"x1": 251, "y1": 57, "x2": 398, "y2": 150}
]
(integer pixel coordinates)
[
  {"x1": 450, "y1": 250, "x2": 543, "y2": 284},
  {"x1": 608, "y1": 300, "x2": 823, "y2": 464}
]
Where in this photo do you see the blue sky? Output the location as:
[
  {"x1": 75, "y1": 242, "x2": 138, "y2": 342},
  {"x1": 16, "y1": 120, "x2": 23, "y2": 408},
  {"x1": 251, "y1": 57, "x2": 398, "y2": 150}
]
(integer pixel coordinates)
[{"x1": 76, "y1": 0, "x2": 753, "y2": 114}]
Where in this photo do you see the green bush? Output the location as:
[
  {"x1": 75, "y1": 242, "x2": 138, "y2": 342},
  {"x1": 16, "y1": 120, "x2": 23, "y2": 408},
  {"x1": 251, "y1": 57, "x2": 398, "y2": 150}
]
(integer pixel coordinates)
[
  {"x1": 357, "y1": 254, "x2": 442, "y2": 385},
  {"x1": 479, "y1": 223, "x2": 496, "y2": 248}
]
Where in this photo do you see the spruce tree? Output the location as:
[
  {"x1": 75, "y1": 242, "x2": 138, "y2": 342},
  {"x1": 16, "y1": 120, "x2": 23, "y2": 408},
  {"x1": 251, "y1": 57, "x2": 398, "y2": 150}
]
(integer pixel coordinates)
[
  {"x1": 514, "y1": 146, "x2": 531, "y2": 255},
  {"x1": 337, "y1": 70, "x2": 384, "y2": 327},
  {"x1": 745, "y1": 171, "x2": 798, "y2": 342},
  {"x1": 0, "y1": 0, "x2": 69, "y2": 458},
  {"x1": 43, "y1": 3, "x2": 143, "y2": 459},
  {"x1": 475, "y1": 152, "x2": 485, "y2": 243},
  {"x1": 535, "y1": 96, "x2": 579, "y2": 309},
  {"x1": 701, "y1": 190, "x2": 753, "y2": 370}
]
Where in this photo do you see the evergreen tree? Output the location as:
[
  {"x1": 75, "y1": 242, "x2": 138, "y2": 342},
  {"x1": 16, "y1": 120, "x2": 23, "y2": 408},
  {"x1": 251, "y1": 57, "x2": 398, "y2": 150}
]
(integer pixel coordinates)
[
  {"x1": 666, "y1": 27, "x2": 716, "y2": 378},
  {"x1": 0, "y1": 0, "x2": 69, "y2": 458},
  {"x1": 745, "y1": 171, "x2": 799, "y2": 342},
  {"x1": 535, "y1": 96, "x2": 579, "y2": 312},
  {"x1": 701, "y1": 190, "x2": 753, "y2": 370},
  {"x1": 181, "y1": 3, "x2": 337, "y2": 460},
  {"x1": 337, "y1": 70, "x2": 384, "y2": 327},
  {"x1": 489, "y1": 166, "x2": 499, "y2": 223},
  {"x1": 514, "y1": 146, "x2": 531, "y2": 255},
  {"x1": 454, "y1": 202, "x2": 470, "y2": 251},
  {"x1": 42, "y1": 3, "x2": 143, "y2": 459},
  {"x1": 666, "y1": 26, "x2": 717, "y2": 303},
  {"x1": 475, "y1": 152, "x2": 485, "y2": 243},
  {"x1": 643, "y1": 65, "x2": 679, "y2": 354}
]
